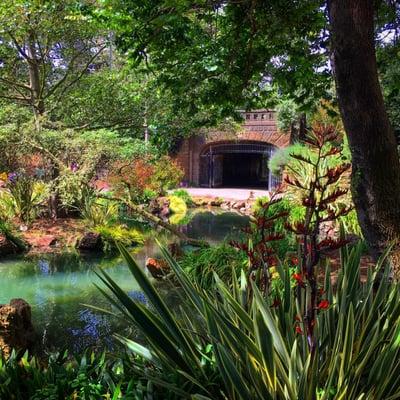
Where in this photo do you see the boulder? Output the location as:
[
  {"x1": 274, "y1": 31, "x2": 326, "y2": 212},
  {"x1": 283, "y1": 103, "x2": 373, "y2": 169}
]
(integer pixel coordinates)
[
  {"x1": 159, "y1": 200, "x2": 171, "y2": 219},
  {"x1": 148, "y1": 198, "x2": 162, "y2": 215},
  {"x1": 146, "y1": 257, "x2": 170, "y2": 279},
  {"x1": 76, "y1": 232, "x2": 103, "y2": 251},
  {"x1": 210, "y1": 199, "x2": 223, "y2": 206},
  {"x1": 0, "y1": 299, "x2": 35, "y2": 358},
  {"x1": 235, "y1": 201, "x2": 246, "y2": 209}
]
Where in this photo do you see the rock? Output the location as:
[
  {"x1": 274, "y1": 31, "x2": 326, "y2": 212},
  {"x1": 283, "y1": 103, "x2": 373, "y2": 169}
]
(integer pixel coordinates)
[
  {"x1": 148, "y1": 198, "x2": 162, "y2": 215},
  {"x1": 76, "y1": 232, "x2": 103, "y2": 251},
  {"x1": 167, "y1": 242, "x2": 184, "y2": 259},
  {"x1": 0, "y1": 299, "x2": 35, "y2": 358},
  {"x1": 239, "y1": 207, "x2": 247, "y2": 213},
  {"x1": 220, "y1": 202, "x2": 230, "y2": 210},
  {"x1": 146, "y1": 258, "x2": 170, "y2": 279},
  {"x1": 29, "y1": 235, "x2": 58, "y2": 248},
  {"x1": 159, "y1": 201, "x2": 171, "y2": 219},
  {"x1": 0, "y1": 234, "x2": 18, "y2": 256},
  {"x1": 235, "y1": 201, "x2": 246, "y2": 209},
  {"x1": 210, "y1": 199, "x2": 223, "y2": 206},
  {"x1": 247, "y1": 191, "x2": 255, "y2": 201}
]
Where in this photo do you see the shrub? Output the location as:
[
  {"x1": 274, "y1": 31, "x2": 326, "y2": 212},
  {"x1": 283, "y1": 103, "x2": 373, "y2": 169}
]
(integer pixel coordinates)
[
  {"x1": 179, "y1": 244, "x2": 247, "y2": 289},
  {"x1": 268, "y1": 143, "x2": 305, "y2": 177},
  {"x1": 2, "y1": 173, "x2": 49, "y2": 224},
  {"x1": 150, "y1": 156, "x2": 184, "y2": 194},
  {"x1": 108, "y1": 155, "x2": 184, "y2": 204},
  {"x1": 80, "y1": 193, "x2": 119, "y2": 228},
  {"x1": 108, "y1": 157, "x2": 155, "y2": 204},
  {"x1": 94, "y1": 224, "x2": 145, "y2": 252},
  {"x1": 167, "y1": 195, "x2": 187, "y2": 215},
  {"x1": 171, "y1": 189, "x2": 194, "y2": 206}
]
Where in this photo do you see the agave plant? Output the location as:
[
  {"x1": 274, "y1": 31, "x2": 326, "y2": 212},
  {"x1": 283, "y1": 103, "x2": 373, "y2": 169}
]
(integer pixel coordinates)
[{"x1": 96, "y1": 242, "x2": 400, "y2": 400}]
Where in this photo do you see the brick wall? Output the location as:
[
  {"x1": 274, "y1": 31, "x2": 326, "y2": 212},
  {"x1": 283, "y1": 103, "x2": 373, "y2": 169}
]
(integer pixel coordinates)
[{"x1": 174, "y1": 110, "x2": 291, "y2": 185}]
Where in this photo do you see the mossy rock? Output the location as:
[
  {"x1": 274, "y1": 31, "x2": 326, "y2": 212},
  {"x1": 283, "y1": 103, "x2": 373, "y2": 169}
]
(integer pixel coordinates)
[{"x1": 167, "y1": 195, "x2": 188, "y2": 215}]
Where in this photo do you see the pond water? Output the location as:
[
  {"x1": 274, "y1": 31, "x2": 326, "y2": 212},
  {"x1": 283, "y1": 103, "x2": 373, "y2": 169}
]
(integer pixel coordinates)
[{"x1": 0, "y1": 209, "x2": 248, "y2": 353}]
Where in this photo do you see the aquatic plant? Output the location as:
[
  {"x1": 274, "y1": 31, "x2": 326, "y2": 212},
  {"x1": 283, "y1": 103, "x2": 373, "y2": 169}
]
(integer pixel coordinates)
[{"x1": 179, "y1": 243, "x2": 247, "y2": 289}]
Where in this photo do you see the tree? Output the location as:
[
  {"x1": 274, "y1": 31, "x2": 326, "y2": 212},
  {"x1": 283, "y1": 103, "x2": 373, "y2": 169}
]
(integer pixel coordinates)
[
  {"x1": 328, "y1": 0, "x2": 400, "y2": 260},
  {"x1": 101, "y1": 0, "x2": 400, "y2": 261},
  {"x1": 0, "y1": 0, "x2": 107, "y2": 124}
]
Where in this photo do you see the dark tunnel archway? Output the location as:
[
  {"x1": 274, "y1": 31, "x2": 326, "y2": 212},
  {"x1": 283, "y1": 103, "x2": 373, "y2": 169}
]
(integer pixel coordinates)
[{"x1": 199, "y1": 141, "x2": 281, "y2": 190}]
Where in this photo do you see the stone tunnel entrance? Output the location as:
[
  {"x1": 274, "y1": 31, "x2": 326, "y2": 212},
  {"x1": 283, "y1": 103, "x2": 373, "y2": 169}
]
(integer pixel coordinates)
[{"x1": 199, "y1": 142, "x2": 280, "y2": 190}]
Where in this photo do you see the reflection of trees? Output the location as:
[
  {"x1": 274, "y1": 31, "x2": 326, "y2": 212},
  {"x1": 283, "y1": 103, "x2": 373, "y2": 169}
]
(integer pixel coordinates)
[{"x1": 185, "y1": 211, "x2": 249, "y2": 242}]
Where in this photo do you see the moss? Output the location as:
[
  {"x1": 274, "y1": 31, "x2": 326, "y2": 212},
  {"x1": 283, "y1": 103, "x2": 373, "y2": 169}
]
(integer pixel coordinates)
[
  {"x1": 169, "y1": 212, "x2": 188, "y2": 225},
  {"x1": 94, "y1": 224, "x2": 145, "y2": 251},
  {"x1": 168, "y1": 195, "x2": 188, "y2": 215},
  {"x1": 171, "y1": 189, "x2": 194, "y2": 206}
]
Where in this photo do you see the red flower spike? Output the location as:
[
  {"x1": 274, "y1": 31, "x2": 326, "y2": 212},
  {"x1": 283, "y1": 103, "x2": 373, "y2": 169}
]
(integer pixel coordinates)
[
  {"x1": 292, "y1": 273, "x2": 304, "y2": 286},
  {"x1": 295, "y1": 325, "x2": 304, "y2": 335},
  {"x1": 317, "y1": 300, "x2": 330, "y2": 310},
  {"x1": 271, "y1": 298, "x2": 281, "y2": 308}
]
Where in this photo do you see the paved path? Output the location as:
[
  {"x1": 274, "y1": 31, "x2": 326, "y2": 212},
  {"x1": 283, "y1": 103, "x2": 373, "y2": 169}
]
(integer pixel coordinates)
[{"x1": 184, "y1": 187, "x2": 270, "y2": 201}]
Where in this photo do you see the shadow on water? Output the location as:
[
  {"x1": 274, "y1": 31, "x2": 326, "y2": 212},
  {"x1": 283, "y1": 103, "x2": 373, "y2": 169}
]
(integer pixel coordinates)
[{"x1": 0, "y1": 208, "x2": 249, "y2": 353}]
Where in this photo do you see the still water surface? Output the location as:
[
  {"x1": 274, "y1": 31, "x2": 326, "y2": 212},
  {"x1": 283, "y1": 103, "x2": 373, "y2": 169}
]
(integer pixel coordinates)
[{"x1": 0, "y1": 210, "x2": 248, "y2": 352}]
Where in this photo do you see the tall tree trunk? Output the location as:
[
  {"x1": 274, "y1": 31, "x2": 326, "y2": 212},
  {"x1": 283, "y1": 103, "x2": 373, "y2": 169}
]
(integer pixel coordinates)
[
  {"x1": 299, "y1": 113, "x2": 307, "y2": 141},
  {"x1": 328, "y1": 0, "x2": 400, "y2": 263},
  {"x1": 26, "y1": 33, "x2": 45, "y2": 122}
]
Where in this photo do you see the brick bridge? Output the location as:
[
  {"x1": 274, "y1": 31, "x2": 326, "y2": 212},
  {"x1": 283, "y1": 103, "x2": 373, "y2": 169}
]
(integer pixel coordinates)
[{"x1": 174, "y1": 110, "x2": 290, "y2": 189}]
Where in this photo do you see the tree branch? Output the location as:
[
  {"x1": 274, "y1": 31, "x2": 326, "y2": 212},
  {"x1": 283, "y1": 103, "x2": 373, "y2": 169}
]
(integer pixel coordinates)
[
  {"x1": 45, "y1": 45, "x2": 107, "y2": 103},
  {"x1": 97, "y1": 193, "x2": 209, "y2": 248}
]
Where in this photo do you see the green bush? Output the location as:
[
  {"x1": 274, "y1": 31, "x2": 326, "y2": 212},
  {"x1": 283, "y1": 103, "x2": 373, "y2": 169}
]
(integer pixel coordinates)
[
  {"x1": 150, "y1": 156, "x2": 184, "y2": 194},
  {"x1": 2, "y1": 174, "x2": 49, "y2": 224},
  {"x1": 253, "y1": 196, "x2": 304, "y2": 257},
  {"x1": 171, "y1": 189, "x2": 194, "y2": 206},
  {"x1": 179, "y1": 243, "x2": 247, "y2": 289},
  {"x1": 80, "y1": 193, "x2": 119, "y2": 228},
  {"x1": 94, "y1": 224, "x2": 145, "y2": 251},
  {"x1": 97, "y1": 244, "x2": 400, "y2": 400}
]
